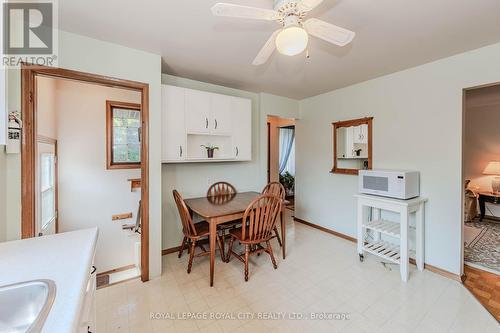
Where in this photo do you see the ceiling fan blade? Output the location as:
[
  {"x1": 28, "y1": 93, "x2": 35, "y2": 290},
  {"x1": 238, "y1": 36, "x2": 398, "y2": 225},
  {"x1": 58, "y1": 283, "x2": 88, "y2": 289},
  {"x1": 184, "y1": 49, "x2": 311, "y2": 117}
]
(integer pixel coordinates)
[
  {"x1": 304, "y1": 18, "x2": 355, "y2": 46},
  {"x1": 252, "y1": 30, "x2": 280, "y2": 66},
  {"x1": 211, "y1": 3, "x2": 279, "y2": 21},
  {"x1": 297, "y1": 0, "x2": 324, "y2": 12}
]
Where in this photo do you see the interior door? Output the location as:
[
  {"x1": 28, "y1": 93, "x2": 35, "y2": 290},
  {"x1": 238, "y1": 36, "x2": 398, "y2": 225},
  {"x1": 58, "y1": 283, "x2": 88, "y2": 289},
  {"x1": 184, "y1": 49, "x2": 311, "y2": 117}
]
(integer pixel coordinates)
[
  {"x1": 185, "y1": 89, "x2": 210, "y2": 134},
  {"x1": 211, "y1": 94, "x2": 233, "y2": 135},
  {"x1": 36, "y1": 140, "x2": 57, "y2": 236}
]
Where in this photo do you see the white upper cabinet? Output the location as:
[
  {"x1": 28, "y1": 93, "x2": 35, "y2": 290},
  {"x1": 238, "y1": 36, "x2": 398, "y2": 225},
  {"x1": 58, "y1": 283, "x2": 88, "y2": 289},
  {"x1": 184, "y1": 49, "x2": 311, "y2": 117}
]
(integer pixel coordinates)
[
  {"x1": 210, "y1": 94, "x2": 233, "y2": 135},
  {"x1": 232, "y1": 97, "x2": 251, "y2": 161},
  {"x1": 185, "y1": 89, "x2": 211, "y2": 134},
  {"x1": 353, "y1": 124, "x2": 368, "y2": 144},
  {"x1": 162, "y1": 85, "x2": 186, "y2": 161},
  {"x1": 161, "y1": 85, "x2": 252, "y2": 163}
]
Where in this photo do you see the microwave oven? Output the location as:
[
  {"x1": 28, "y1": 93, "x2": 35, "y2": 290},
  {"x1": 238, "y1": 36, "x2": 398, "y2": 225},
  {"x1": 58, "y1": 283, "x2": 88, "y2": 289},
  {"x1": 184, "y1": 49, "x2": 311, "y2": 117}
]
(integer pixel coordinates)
[{"x1": 358, "y1": 170, "x2": 420, "y2": 199}]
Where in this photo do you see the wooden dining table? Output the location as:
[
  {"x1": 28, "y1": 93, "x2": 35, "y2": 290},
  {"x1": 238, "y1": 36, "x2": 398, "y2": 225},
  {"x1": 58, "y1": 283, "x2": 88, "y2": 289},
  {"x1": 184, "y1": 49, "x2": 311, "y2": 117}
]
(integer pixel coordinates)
[{"x1": 184, "y1": 191, "x2": 287, "y2": 286}]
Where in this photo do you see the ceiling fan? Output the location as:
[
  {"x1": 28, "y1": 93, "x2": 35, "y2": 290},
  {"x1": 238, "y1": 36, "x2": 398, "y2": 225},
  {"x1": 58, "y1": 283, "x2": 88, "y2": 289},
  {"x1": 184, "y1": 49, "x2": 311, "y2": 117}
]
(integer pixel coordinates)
[{"x1": 211, "y1": 0, "x2": 355, "y2": 65}]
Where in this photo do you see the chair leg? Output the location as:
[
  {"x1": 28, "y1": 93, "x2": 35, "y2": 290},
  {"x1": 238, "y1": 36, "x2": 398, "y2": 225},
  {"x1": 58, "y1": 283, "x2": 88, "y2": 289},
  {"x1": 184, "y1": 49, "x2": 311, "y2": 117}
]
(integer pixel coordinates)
[
  {"x1": 274, "y1": 227, "x2": 282, "y2": 247},
  {"x1": 216, "y1": 234, "x2": 225, "y2": 262},
  {"x1": 226, "y1": 237, "x2": 235, "y2": 263},
  {"x1": 266, "y1": 240, "x2": 278, "y2": 269},
  {"x1": 244, "y1": 245, "x2": 249, "y2": 282},
  {"x1": 187, "y1": 240, "x2": 196, "y2": 274},
  {"x1": 219, "y1": 229, "x2": 224, "y2": 255},
  {"x1": 178, "y1": 236, "x2": 187, "y2": 258}
]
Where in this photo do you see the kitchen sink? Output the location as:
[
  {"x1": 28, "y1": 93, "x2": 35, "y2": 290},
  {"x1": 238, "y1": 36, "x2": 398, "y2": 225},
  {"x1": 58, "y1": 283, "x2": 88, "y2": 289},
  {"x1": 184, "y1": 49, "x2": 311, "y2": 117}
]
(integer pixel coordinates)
[{"x1": 0, "y1": 279, "x2": 56, "y2": 333}]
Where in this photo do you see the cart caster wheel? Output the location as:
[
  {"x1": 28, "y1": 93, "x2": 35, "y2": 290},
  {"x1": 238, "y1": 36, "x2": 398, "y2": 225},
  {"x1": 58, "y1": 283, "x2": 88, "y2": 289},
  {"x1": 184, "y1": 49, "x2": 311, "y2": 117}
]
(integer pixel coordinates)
[{"x1": 359, "y1": 254, "x2": 364, "y2": 262}]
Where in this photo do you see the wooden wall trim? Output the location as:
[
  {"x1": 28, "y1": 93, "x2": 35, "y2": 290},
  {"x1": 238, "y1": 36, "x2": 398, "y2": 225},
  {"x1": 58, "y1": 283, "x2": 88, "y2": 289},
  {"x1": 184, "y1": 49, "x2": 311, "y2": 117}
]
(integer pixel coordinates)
[
  {"x1": 331, "y1": 117, "x2": 373, "y2": 175},
  {"x1": 294, "y1": 217, "x2": 357, "y2": 243},
  {"x1": 293, "y1": 217, "x2": 463, "y2": 282},
  {"x1": 105, "y1": 100, "x2": 142, "y2": 170},
  {"x1": 162, "y1": 246, "x2": 181, "y2": 256},
  {"x1": 97, "y1": 264, "x2": 136, "y2": 277},
  {"x1": 21, "y1": 63, "x2": 150, "y2": 282}
]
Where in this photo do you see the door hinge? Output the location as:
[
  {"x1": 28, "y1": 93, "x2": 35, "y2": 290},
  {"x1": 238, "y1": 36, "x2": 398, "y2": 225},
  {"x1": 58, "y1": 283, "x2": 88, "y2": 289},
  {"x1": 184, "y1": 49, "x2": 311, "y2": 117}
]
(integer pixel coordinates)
[{"x1": 29, "y1": 92, "x2": 33, "y2": 103}]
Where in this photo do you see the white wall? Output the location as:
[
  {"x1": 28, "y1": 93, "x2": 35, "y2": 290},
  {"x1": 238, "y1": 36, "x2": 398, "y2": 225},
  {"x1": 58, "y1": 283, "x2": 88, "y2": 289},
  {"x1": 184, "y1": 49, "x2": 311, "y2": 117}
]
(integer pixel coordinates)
[
  {"x1": 4, "y1": 69, "x2": 21, "y2": 241},
  {"x1": 1, "y1": 31, "x2": 163, "y2": 278},
  {"x1": 38, "y1": 77, "x2": 142, "y2": 273},
  {"x1": 297, "y1": 42, "x2": 500, "y2": 275},
  {"x1": 37, "y1": 77, "x2": 58, "y2": 139},
  {"x1": 161, "y1": 75, "x2": 299, "y2": 249},
  {"x1": 464, "y1": 90, "x2": 500, "y2": 217},
  {"x1": 0, "y1": 151, "x2": 5, "y2": 242}
]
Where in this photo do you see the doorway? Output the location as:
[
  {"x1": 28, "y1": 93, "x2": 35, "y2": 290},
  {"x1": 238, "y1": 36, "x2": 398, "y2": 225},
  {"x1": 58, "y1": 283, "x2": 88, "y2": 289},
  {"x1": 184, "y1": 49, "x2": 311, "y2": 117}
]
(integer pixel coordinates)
[
  {"x1": 267, "y1": 115, "x2": 296, "y2": 205},
  {"x1": 36, "y1": 136, "x2": 57, "y2": 236},
  {"x1": 462, "y1": 83, "x2": 500, "y2": 321},
  {"x1": 21, "y1": 64, "x2": 150, "y2": 282}
]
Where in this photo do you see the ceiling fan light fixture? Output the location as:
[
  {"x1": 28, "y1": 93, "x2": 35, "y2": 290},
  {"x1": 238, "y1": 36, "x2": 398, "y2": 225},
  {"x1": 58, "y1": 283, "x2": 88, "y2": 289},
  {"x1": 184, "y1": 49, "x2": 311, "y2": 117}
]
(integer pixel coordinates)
[{"x1": 275, "y1": 26, "x2": 309, "y2": 56}]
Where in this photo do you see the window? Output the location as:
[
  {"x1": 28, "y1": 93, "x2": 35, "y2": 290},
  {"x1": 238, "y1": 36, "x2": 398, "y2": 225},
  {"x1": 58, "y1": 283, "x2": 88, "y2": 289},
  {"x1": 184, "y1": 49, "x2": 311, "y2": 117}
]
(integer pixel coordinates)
[
  {"x1": 40, "y1": 153, "x2": 55, "y2": 229},
  {"x1": 106, "y1": 101, "x2": 141, "y2": 169}
]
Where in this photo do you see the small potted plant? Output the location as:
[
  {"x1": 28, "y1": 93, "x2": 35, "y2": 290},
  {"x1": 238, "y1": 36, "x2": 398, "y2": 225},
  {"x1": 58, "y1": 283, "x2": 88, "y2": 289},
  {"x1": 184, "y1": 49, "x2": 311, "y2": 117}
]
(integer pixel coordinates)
[{"x1": 201, "y1": 144, "x2": 219, "y2": 158}]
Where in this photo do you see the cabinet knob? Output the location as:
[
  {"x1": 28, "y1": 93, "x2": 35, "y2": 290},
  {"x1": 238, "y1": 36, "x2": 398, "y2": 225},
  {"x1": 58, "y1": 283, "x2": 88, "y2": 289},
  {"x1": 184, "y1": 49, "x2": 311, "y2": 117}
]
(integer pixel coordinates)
[
  {"x1": 214, "y1": 119, "x2": 218, "y2": 130},
  {"x1": 179, "y1": 146, "x2": 183, "y2": 157},
  {"x1": 236, "y1": 147, "x2": 239, "y2": 157},
  {"x1": 91, "y1": 266, "x2": 97, "y2": 274},
  {"x1": 205, "y1": 118, "x2": 208, "y2": 129}
]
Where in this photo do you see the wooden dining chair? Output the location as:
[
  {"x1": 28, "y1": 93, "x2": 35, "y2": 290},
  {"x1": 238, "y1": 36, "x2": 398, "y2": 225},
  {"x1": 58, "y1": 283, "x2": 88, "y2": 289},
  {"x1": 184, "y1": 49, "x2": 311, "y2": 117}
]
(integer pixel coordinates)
[
  {"x1": 207, "y1": 181, "x2": 240, "y2": 253},
  {"x1": 262, "y1": 182, "x2": 286, "y2": 247},
  {"x1": 207, "y1": 181, "x2": 236, "y2": 197},
  {"x1": 226, "y1": 194, "x2": 283, "y2": 281},
  {"x1": 173, "y1": 190, "x2": 225, "y2": 272}
]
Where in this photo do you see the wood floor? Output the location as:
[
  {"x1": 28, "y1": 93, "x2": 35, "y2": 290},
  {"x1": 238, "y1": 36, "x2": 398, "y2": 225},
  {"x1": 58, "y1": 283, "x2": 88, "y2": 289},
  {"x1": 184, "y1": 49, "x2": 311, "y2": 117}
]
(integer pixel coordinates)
[{"x1": 464, "y1": 264, "x2": 500, "y2": 321}]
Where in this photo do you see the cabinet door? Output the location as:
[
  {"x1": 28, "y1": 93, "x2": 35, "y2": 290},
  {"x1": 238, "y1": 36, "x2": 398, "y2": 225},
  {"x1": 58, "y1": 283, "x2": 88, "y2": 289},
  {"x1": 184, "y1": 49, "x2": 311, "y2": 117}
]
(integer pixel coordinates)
[
  {"x1": 210, "y1": 94, "x2": 233, "y2": 135},
  {"x1": 352, "y1": 125, "x2": 361, "y2": 144},
  {"x1": 345, "y1": 127, "x2": 355, "y2": 157},
  {"x1": 162, "y1": 85, "x2": 186, "y2": 161},
  {"x1": 232, "y1": 97, "x2": 252, "y2": 161},
  {"x1": 185, "y1": 89, "x2": 210, "y2": 134},
  {"x1": 360, "y1": 124, "x2": 368, "y2": 143}
]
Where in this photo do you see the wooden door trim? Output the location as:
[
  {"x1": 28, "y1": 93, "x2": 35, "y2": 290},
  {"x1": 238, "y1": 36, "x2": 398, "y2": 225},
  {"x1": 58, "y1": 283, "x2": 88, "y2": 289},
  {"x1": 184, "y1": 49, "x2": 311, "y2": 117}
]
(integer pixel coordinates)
[
  {"x1": 267, "y1": 122, "x2": 270, "y2": 183},
  {"x1": 21, "y1": 64, "x2": 150, "y2": 282}
]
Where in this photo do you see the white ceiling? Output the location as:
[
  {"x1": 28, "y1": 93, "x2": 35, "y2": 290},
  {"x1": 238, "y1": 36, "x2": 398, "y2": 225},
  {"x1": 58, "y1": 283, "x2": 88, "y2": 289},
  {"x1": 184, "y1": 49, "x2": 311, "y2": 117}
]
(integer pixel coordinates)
[{"x1": 59, "y1": 0, "x2": 500, "y2": 99}]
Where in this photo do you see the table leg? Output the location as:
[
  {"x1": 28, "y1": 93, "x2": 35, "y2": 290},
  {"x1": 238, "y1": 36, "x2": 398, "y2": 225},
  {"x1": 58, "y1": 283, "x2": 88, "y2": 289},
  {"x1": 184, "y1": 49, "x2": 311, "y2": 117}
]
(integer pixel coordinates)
[
  {"x1": 400, "y1": 210, "x2": 409, "y2": 282},
  {"x1": 479, "y1": 196, "x2": 486, "y2": 221},
  {"x1": 281, "y1": 209, "x2": 286, "y2": 259},
  {"x1": 416, "y1": 204, "x2": 425, "y2": 271},
  {"x1": 209, "y1": 219, "x2": 216, "y2": 287}
]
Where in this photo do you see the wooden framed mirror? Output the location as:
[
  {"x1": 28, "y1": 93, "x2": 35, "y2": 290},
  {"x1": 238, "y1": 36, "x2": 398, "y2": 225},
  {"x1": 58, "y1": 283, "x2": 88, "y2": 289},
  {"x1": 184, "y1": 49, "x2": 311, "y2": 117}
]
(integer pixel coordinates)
[{"x1": 331, "y1": 117, "x2": 373, "y2": 175}]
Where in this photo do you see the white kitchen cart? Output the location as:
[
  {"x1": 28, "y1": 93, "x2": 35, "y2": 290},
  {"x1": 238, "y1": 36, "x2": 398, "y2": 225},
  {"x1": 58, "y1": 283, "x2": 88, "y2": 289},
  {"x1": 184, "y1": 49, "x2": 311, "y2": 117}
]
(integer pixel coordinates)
[{"x1": 355, "y1": 194, "x2": 427, "y2": 282}]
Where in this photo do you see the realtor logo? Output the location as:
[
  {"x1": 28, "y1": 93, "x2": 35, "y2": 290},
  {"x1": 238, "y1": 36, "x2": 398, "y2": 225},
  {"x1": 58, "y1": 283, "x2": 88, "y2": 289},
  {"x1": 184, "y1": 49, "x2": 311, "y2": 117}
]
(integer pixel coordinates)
[{"x1": 1, "y1": 0, "x2": 58, "y2": 67}]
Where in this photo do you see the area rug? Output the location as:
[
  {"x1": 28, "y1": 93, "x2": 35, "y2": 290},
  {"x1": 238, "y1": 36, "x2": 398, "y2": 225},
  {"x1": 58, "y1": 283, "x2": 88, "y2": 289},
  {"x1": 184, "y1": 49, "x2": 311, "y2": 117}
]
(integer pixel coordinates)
[
  {"x1": 464, "y1": 225, "x2": 487, "y2": 248},
  {"x1": 464, "y1": 219, "x2": 500, "y2": 273}
]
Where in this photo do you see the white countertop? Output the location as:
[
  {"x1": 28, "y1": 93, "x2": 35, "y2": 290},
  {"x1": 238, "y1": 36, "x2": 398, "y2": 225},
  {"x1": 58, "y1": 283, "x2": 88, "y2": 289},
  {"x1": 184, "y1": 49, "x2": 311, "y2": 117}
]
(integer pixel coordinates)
[{"x1": 0, "y1": 228, "x2": 99, "y2": 333}]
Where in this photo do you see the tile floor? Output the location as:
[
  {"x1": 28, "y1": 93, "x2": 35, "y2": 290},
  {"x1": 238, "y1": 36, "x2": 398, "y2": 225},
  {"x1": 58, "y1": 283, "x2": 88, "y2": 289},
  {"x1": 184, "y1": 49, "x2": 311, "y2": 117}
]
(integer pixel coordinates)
[{"x1": 96, "y1": 213, "x2": 499, "y2": 332}]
